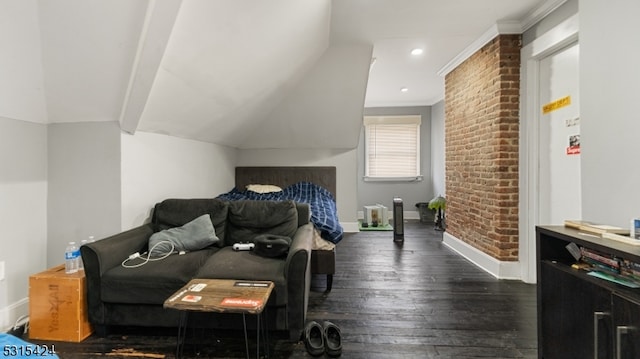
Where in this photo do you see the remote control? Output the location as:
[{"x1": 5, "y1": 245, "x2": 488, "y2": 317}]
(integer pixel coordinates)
[{"x1": 233, "y1": 243, "x2": 254, "y2": 251}]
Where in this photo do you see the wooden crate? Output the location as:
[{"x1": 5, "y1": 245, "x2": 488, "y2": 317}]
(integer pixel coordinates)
[{"x1": 29, "y1": 264, "x2": 93, "y2": 342}]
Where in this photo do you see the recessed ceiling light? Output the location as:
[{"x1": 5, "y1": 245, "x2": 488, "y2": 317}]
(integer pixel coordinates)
[
  {"x1": 410, "y1": 48, "x2": 424, "y2": 56},
  {"x1": 400, "y1": 87, "x2": 409, "y2": 92}
]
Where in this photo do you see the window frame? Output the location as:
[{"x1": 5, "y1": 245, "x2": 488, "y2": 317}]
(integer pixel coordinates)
[{"x1": 363, "y1": 115, "x2": 422, "y2": 182}]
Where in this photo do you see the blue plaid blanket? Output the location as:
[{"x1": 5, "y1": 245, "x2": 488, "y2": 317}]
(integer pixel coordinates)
[{"x1": 217, "y1": 182, "x2": 343, "y2": 244}]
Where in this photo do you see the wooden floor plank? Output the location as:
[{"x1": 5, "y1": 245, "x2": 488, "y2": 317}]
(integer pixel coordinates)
[{"x1": 32, "y1": 220, "x2": 537, "y2": 358}]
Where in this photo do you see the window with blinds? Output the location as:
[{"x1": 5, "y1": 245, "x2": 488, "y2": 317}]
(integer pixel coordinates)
[{"x1": 364, "y1": 115, "x2": 421, "y2": 181}]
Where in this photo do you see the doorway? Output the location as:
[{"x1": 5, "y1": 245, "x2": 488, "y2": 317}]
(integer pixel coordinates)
[
  {"x1": 520, "y1": 14, "x2": 579, "y2": 284},
  {"x1": 538, "y1": 43, "x2": 581, "y2": 225}
]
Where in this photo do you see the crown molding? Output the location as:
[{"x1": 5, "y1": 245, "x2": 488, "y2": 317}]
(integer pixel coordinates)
[
  {"x1": 520, "y1": 0, "x2": 569, "y2": 32},
  {"x1": 437, "y1": 22, "x2": 520, "y2": 77},
  {"x1": 364, "y1": 99, "x2": 433, "y2": 108},
  {"x1": 437, "y1": 0, "x2": 569, "y2": 77}
]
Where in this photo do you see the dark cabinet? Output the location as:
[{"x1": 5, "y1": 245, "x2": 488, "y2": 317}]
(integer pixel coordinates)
[
  {"x1": 537, "y1": 226, "x2": 640, "y2": 359},
  {"x1": 612, "y1": 294, "x2": 640, "y2": 359},
  {"x1": 540, "y1": 262, "x2": 612, "y2": 358}
]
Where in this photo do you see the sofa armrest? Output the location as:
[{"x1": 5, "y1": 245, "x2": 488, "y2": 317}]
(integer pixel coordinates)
[
  {"x1": 81, "y1": 224, "x2": 154, "y2": 276},
  {"x1": 284, "y1": 222, "x2": 314, "y2": 339},
  {"x1": 80, "y1": 224, "x2": 154, "y2": 326},
  {"x1": 295, "y1": 202, "x2": 311, "y2": 227},
  {"x1": 285, "y1": 223, "x2": 314, "y2": 278}
]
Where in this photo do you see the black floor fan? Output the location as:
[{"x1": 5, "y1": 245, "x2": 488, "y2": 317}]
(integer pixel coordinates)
[{"x1": 393, "y1": 197, "x2": 404, "y2": 242}]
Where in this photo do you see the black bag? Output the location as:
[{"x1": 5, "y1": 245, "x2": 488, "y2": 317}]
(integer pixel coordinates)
[{"x1": 254, "y1": 234, "x2": 292, "y2": 258}]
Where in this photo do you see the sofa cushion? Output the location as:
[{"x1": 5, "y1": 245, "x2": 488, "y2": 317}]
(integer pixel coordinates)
[
  {"x1": 148, "y1": 214, "x2": 219, "y2": 256},
  {"x1": 226, "y1": 200, "x2": 298, "y2": 246},
  {"x1": 101, "y1": 249, "x2": 218, "y2": 305},
  {"x1": 152, "y1": 199, "x2": 228, "y2": 245},
  {"x1": 195, "y1": 247, "x2": 288, "y2": 306}
]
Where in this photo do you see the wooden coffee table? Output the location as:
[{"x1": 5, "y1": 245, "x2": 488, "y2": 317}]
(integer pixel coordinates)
[{"x1": 164, "y1": 279, "x2": 274, "y2": 359}]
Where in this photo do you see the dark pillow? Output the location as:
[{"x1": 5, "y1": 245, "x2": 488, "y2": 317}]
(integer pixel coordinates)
[
  {"x1": 253, "y1": 234, "x2": 292, "y2": 258},
  {"x1": 152, "y1": 198, "x2": 229, "y2": 244},
  {"x1": 148, "y1": 214, "x2": 219, "y2": 257},
  {"x1": 226, "y1": 200, "x2": 298, "y2": 245}
]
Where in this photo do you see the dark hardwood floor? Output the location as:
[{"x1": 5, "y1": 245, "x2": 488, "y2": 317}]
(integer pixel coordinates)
[{"x1": 37, "y1": 220, "x2": 538, "y2": 358}]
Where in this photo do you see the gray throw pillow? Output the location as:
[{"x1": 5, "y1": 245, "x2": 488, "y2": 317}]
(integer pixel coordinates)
[{"x1": 148, "y1": 214, "x2": 219, "y2": 257}]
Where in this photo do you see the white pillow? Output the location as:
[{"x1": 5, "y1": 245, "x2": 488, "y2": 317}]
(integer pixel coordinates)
[{"x1": 246, "y1": 184, "x2": 283, "y2": 194}]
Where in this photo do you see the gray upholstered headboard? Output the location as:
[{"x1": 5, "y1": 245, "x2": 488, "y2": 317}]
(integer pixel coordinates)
[{"x1": 235, "y1": 166, "x2": 337, "y2": 199}]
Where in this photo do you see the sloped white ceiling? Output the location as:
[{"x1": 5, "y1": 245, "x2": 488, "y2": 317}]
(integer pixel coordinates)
[
  {"x1": 240, "y1": 44, "x2": 372, "y2": 149},
  {"x1": 0, "y1": 0, "x2": 47, "y2": 124},
  {"x1": 7, "y1": 0, "x2": 554, "y2": 149},
  {"x1": 136, "y1": 0, "x2": 333, "y2": 147},
  {"x1": 37, "y1": 0, "x2": 148, "y2": 123}
]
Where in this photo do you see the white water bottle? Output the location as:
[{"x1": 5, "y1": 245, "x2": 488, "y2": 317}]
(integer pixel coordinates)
[
  {"x1": 78, "y1": 239, "x2": 89, "y2": 270},
  {"x1": 65, "y1": 242, "x2": 79, "y2": 274}
]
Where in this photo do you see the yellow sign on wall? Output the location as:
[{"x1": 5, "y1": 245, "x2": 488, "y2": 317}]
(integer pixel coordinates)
[{"x1": 542, "y1": 95, "x2": 571, "y2": 114}]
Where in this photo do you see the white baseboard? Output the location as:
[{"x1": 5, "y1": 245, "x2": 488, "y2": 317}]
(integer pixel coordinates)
[
  {"x1": 356, "y1": 210, "x2": 420, "y2": 221},
  {"x1": 443, "y1": 232, "x2": 522, "y2": 280},
  {"x1": 344, "y1": 211, "x2": 421, "y2": 233},
  {"x1": 0, "y1": 297, "x2": 29, "y2": 332},
  {"x1": 341, "y1": 221, "x2": 359, "y2": 233},
  {"x1": 403, "y1": 210, "x2": 420, "y2": 220}
]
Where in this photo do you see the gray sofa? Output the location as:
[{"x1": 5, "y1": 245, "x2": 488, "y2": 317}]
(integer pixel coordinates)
[{"x1": 80, "y1": 198, "x2": 313, "y2": 340}]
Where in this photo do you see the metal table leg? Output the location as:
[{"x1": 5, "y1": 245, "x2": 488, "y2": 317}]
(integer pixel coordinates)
[
  {"x1": 176, "y1": 312, "x2": 188, "y2": 359},
  {"x1": 242, "y1": 311, "x2": 269, "y2": 359}
]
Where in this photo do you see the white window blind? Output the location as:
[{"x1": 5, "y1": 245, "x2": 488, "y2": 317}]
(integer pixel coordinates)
[{"x1": 364, "y1": 115, "x2": 421, "y2": 180}]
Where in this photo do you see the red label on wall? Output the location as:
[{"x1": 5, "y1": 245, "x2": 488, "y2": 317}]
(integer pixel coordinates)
[{"x1": 566, "y1": 146, "x2": 580, "y2": 155}]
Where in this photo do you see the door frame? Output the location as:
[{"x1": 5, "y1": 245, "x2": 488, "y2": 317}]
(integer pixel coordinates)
[{"x1": 519, "y1": 14, "x2": 579, "y2": 284}]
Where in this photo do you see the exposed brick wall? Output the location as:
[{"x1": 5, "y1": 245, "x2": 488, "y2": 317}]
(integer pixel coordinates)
[{"x1": 444, "y1": 35, "x2": 521, "y2": 261}]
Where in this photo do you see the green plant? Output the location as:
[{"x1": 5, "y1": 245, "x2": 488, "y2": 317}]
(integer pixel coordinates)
[
  {"x1": 428, "y1": 195, "x2": 446, "y2": 231},
  {"x1": 427, "y1": 195, "x2": 446, "y2": 211}
]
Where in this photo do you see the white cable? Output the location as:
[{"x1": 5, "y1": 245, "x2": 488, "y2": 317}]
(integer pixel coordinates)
[
  {"x1": 13, "y1": 315, "x2": 29, "y2": 334},
  {"x1": 121, "y1": 240, "x2": 176, "y2": 268}
]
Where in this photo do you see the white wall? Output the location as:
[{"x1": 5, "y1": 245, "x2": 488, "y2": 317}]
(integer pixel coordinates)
[
  {"x1": 236, "y1": 148, "x2": 359, "y2": 231},
  {"x1": 121, "y1": 131, "x2": 237, "y2": 230},
  {"x1": 0, "y1": 117, "x2": 47, "y2": 330},
  {"x1": 431, "y1": 100, "x2": 446, "y2": 197},
  {"x1": 580, "y1": 1, "x2": 640, "y2": 226},
  {"x1": 47, "y1": 122, "x2": 122, "y2": 267}
]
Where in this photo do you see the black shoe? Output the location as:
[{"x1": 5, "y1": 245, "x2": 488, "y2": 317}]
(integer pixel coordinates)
[
  {"x1": 322, "y1": 321, "x2": 342, "y2": 357},
  {"x1": 304, "y1": 320, "x2": 324, "y2": 356}
]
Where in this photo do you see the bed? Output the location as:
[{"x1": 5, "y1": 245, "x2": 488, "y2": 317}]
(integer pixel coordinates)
[{"x1": 216, "y1": 166, "x2": 340, "y2": 291}]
